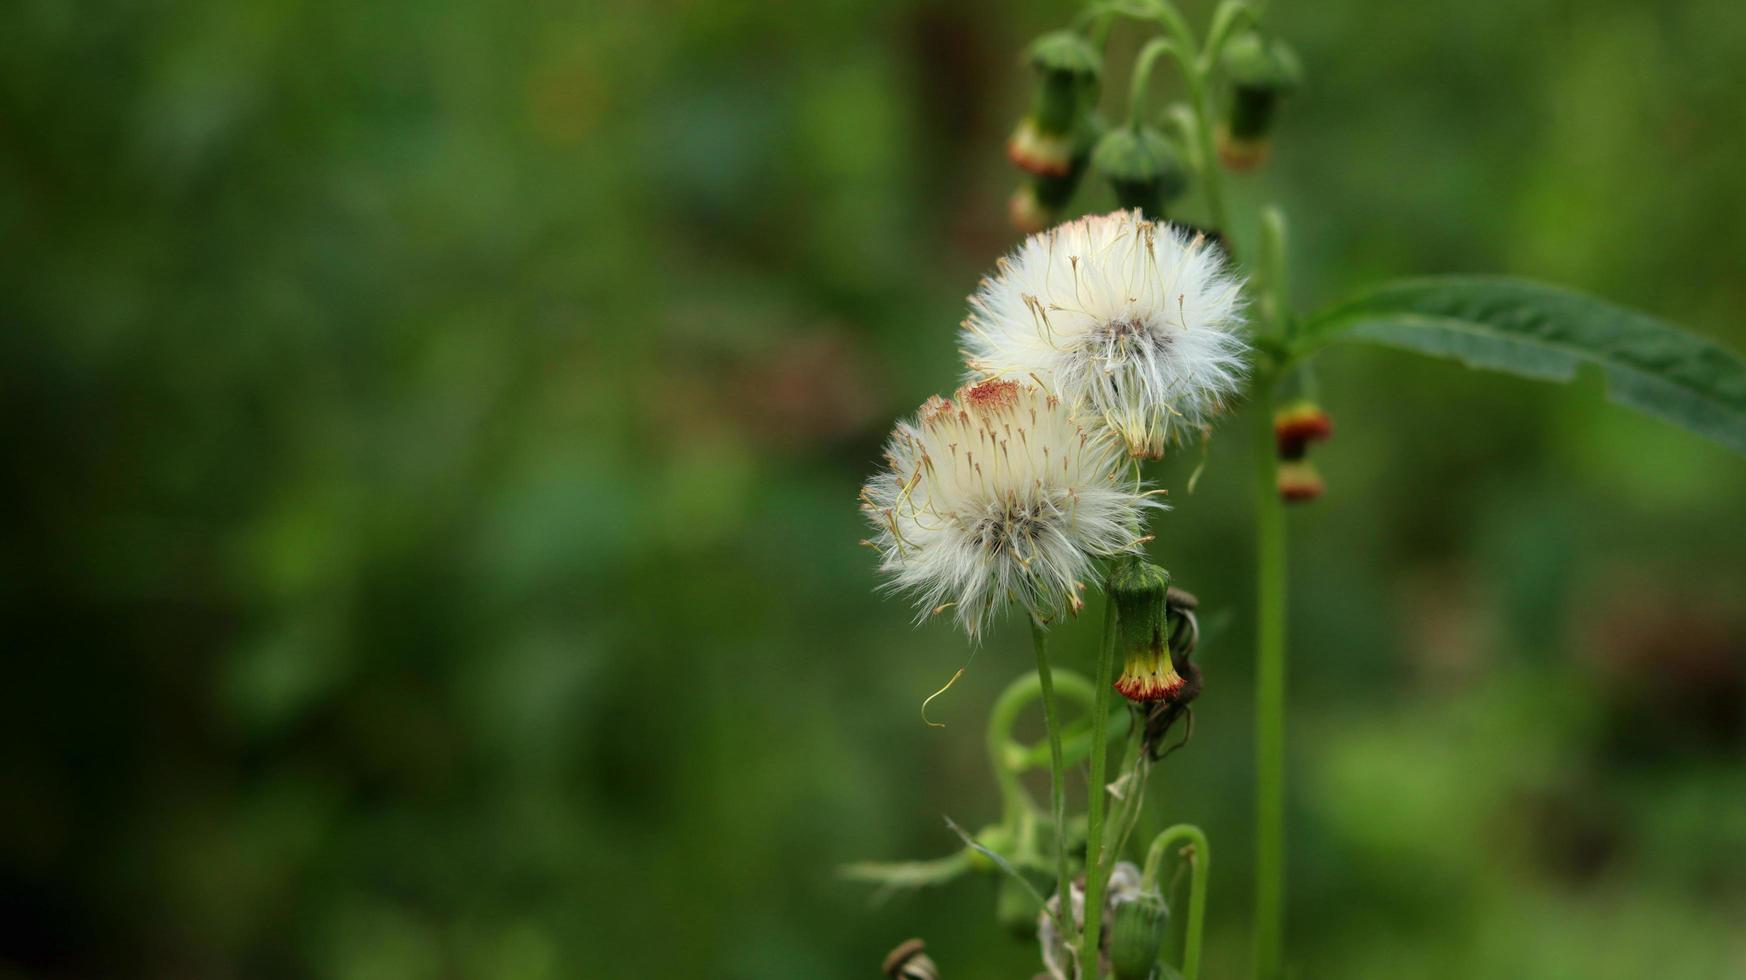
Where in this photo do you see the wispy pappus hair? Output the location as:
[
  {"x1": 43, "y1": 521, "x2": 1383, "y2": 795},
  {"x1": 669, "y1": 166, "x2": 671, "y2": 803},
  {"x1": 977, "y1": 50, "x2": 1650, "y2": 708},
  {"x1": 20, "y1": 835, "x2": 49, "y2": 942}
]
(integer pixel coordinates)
[
  {"x1": 860, "y1": 379, "x2": 1162, "y2": 637},
  {"x1": 961, "y1": 210, "x2": 1249, "y2": 459}
]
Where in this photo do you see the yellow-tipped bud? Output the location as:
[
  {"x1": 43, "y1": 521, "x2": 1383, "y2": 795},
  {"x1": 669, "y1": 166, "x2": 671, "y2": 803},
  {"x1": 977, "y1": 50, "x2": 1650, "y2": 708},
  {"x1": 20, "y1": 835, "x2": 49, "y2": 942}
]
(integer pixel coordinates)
[
  {"x1": 1273, "y1": 399, "x2": 1333, "y2": 460},
  {"x1": 1108, "y1": 561, "x2": 1188, "y2": 704}
]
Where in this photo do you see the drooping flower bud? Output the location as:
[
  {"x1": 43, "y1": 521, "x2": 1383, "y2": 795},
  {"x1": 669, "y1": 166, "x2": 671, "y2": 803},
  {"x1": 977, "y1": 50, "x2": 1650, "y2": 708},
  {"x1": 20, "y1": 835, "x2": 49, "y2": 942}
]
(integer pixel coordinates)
[
  {"x1": 1007, "y1": 112, "x2": 1104, "y2": 234},
  {"x1": 1216, "y1": 32, "x2": 1302, "y2": 172},
  {"x1": 1108, "y1": 560, "x2": 1188, "y2": 703},
  {"x1": 1092, "y1": 125, "x2": 1188, "y2": 220},
  {"x1": 1108, "y1": 890, "x2": 1169, "y2": 980},
  {"x1": 1007, "y1": 31, "x2": 1102, "y2": 177},
  {"x1": 882, "y1": 939, "x2": 940, "y2": 980},
  {"x1": 1276, "y1": 458, "x2": 1324, "y2": 502},
  {"x1": 1272, "y1": 399, "x2": 1332, "y2": 460}
]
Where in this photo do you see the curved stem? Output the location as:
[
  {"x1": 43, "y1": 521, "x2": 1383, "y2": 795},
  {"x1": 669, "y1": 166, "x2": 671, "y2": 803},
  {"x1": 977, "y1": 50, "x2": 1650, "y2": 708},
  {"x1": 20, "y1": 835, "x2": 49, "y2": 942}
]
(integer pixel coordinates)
[
  {"x1": 1031, "y1": 617, "x2": 1078, "y2": 972},
  {"x1": 1127, "y1": 37, "x2": 1189, "y2": 128},
  {"x1": 1079, "y1": 591, "x2": 1122, "y2": 971},
  {"x1": 1251, "y1": 380, "x2": 1287, "y2": 979},
  {"x1": 1137, "y1": 0, "x2": 1233, "y2": 240},
  {"x1": 1199, "y1": 0, "x2": 1259, "y2": 76},
  {"x1": 989, "y1": 674, "x2": 1044, "y2": 823},
  {"x1": 1141, "y1": 824, "x2": 1211, "y2": 980}
]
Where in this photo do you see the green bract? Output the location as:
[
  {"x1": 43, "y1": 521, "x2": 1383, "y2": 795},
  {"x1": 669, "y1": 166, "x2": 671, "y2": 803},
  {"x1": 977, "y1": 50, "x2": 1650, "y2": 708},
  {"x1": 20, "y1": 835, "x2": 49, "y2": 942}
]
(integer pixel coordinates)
[
  {"x1": 1221, "y1": 31, "x2": 1303, "y2": 94},
  {"x1": 1028, "y1": 29, "x2": 1103, "y2": 80},
  {"x1": 1094, "y1": 125, "x2": 1189, "y2": 217}
]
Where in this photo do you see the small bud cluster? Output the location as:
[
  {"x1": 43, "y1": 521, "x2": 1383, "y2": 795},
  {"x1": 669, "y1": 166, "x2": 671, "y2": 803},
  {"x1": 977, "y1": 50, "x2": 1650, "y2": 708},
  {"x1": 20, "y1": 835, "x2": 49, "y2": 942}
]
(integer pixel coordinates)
[
  {"x1": 1273, "y1": 399, "x2": 1333, "y2": 502},
  {"x1": 1003, "y1": 22, "x2": 1305, "y2": 236}
]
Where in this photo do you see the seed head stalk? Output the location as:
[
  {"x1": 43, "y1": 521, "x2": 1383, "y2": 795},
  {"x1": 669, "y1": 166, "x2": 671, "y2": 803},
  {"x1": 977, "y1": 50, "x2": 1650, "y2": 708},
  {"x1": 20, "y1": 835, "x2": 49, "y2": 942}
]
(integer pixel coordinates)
[
  {"x1": 1030, "y1": 617, "x2": 1077, "y2": 971},
  {"x1": 1078, "y1": 586, "x2": 1123, "y2": 973}
]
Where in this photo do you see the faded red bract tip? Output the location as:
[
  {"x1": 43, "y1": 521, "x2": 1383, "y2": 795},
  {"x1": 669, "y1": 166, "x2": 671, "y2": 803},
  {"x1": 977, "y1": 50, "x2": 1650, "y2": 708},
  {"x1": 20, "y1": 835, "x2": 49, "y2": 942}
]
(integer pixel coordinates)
[
  {"x1": 1277, "y1": 459, "x2": 1324, "y2": 503},
  {"x1": 963, "y1": 378, "x2": 1021, "y2": 412}
]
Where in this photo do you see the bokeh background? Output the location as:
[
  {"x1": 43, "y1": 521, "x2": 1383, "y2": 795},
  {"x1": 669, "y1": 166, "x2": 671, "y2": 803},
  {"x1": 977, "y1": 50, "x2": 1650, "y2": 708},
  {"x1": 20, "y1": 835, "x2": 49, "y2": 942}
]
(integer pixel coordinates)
[{"x1": 5, "y1": 0, "x2": 1746, "y2": 977}]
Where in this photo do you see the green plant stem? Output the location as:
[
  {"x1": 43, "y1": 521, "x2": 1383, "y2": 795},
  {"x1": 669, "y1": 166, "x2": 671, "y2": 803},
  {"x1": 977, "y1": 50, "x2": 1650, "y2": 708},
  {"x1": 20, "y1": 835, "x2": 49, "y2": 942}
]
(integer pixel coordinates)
[
  {"x1": 1127, "y1": 37, "x2": 1187, "y2": 128},
  {"x1": 1130, "y1": 0, "x2": 1232, "y2": 241},
  {"x1": 1141, "y1": 824, "x2": 1211, "y2": 980},
  {"x1": 1079, "y1": 591, "x2": 1122, "y2": 971},
  {"x1": 1031, "y1": 617, "x2": 1078, "y2": 972},
  {"x1": 1251, "y1": 381, "x2": 1287, "y2": 979}
]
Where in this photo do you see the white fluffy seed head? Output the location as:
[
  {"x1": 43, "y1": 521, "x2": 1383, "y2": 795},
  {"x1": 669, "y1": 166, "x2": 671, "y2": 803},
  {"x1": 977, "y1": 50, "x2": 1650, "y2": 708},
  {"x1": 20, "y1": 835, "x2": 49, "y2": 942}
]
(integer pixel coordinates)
[
  {"x1": 860, "y1": 379, "x2": 1161, "y2": 638},
  {"x1": 961, "y1": 210, "x2": 1249, "y2": 459}
]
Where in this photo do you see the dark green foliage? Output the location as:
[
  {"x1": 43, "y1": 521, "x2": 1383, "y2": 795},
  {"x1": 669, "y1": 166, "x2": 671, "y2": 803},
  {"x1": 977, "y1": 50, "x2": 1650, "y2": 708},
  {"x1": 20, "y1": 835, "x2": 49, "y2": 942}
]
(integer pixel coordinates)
[{"x1": 1299, "y1": 277, "x2": 1746, "y2": 454}]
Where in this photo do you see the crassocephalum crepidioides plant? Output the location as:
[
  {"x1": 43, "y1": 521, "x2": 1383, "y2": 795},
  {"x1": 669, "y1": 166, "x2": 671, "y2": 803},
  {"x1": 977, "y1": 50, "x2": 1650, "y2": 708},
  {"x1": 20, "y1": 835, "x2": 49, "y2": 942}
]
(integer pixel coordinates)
[{"x1": 850, "y1": 1, "x2": 1746, "y2": 978}]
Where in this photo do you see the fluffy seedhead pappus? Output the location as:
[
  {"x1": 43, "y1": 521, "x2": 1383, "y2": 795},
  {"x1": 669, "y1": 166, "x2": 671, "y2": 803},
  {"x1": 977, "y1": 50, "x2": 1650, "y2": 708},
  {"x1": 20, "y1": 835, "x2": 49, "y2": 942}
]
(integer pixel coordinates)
[{"x1": 860, "y1": 379, "x2": 1161, "y2": 638}]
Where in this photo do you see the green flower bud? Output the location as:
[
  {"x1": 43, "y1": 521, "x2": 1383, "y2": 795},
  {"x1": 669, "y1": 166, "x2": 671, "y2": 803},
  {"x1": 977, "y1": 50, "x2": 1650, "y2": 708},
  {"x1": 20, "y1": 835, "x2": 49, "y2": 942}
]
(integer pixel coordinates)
[
  {"x1": 1216, "y1": 32, "x2": 1303, "y2": 171},
  {"x1": 1092, "y1": 125, "x2": 1188, "y2": 220},
  {"x1": 1108, "y1": 561, "x2": 1189, "y2": 703},
  {"x1": 1008, "y1": 31, "x2": 1102, "y2": 176},
  {"x1": 1109, "y1": 891, "x2": 1169, "y2": 980}
]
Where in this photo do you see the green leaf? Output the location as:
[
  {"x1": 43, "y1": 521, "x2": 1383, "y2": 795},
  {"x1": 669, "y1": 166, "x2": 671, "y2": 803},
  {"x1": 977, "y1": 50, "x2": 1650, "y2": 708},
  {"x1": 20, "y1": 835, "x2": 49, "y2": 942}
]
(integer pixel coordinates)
[{"x1": 1294, "y1": 276, "x2": 1746, "y2": 454}]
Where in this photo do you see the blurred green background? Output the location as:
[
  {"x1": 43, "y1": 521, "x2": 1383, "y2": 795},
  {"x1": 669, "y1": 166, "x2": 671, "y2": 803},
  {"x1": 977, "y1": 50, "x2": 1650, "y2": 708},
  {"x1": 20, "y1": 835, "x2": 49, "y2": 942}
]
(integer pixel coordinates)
[{"x1": 4, "y1": 0, "x2": 1746, "y2": 977}]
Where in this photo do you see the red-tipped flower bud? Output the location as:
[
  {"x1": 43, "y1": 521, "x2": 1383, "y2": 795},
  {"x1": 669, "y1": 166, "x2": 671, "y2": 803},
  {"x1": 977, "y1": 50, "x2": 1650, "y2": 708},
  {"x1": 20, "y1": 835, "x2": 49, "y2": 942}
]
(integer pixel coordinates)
[
  {"x1": 1272, "y1": 399, "x2": 1332, "y2": 460},
  {"x1": 1108, "y1": 561, "x2": 1188, "y2": 703},
  {"x1": 1277, "y1": 458, "x2": 1324, "y2": 503},
  {"x1": 1216, "y1": 32, "x2": 1302, "y2": 172},
  {"x1": 1006, "y1": 32, "x2": 1101, "y2": 176}
]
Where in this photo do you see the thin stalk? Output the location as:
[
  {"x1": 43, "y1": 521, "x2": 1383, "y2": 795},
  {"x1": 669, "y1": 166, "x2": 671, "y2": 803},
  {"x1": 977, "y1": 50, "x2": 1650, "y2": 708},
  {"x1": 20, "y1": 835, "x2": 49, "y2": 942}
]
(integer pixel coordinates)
[
  {"x1": 1126, "y1": 37, "x2": 1188, "y2": 128},
  {"x1": 1031, "y1": 617, "x2": 1078, "y2": 974},
  {"x1": 1099, "y1": 712, "x2": 1148, "y2": 881},
  {"x1": 1136, "y1": 0, "x2": 1234, "y2": 242},
  {"x1": 1141, "y1": 824, "x2": 1211, "y2": 980},
  {"x1": 1251, "y1": 382, "x2": 1287, "y2": 979},
  {"x1": 988, "y1": 674, "x2": 1043, "y2": 825},
  {"x1": 1079, "y1": 592, "x2": 1122, "y2": 970}
]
